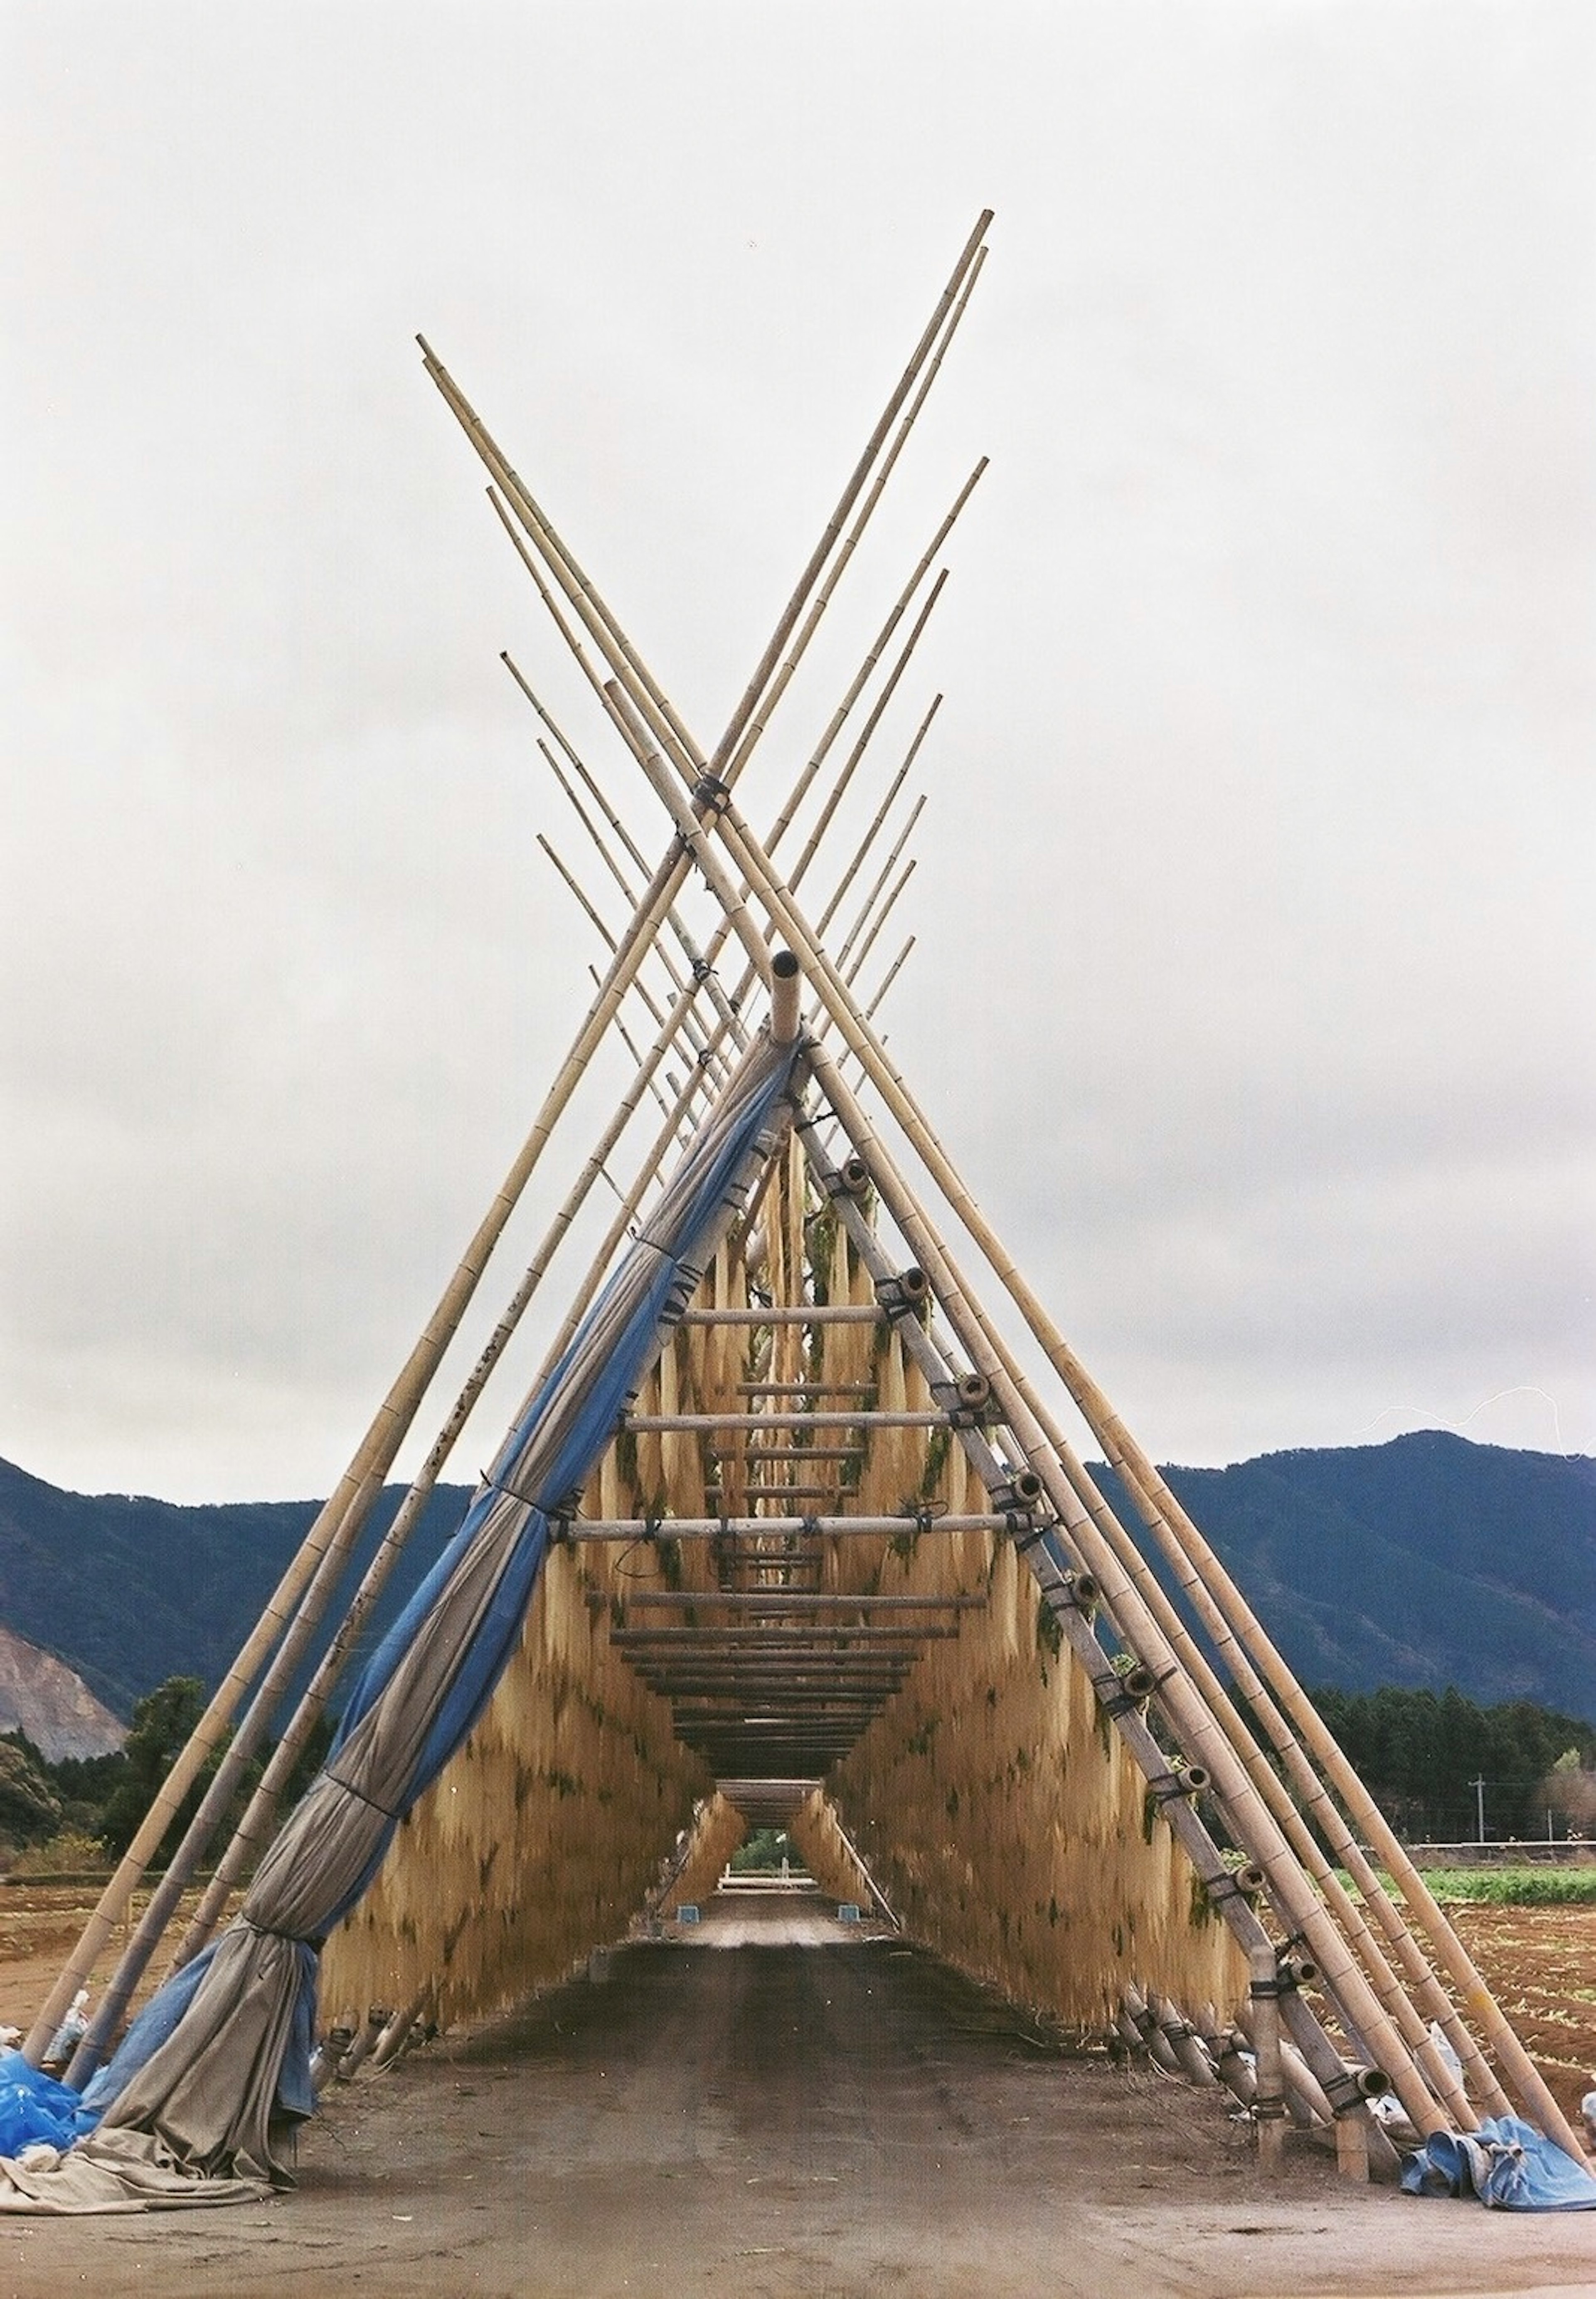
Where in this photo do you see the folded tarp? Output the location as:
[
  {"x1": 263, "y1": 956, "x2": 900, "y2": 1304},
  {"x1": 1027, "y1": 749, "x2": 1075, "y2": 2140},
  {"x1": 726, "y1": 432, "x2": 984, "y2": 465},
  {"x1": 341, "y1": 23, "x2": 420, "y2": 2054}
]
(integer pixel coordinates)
[
  {"x1": 1401, "y1": 2117, "x2": 1596, "y2": 2210},
  {"x1": 0, "y1": 1027, "x2": 799, "y2": 2212}
]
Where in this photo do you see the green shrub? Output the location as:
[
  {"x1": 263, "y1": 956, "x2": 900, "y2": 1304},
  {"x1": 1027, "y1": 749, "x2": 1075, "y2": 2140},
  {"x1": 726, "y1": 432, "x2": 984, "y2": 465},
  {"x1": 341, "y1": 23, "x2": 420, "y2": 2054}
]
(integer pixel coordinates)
[{"x1": 1417, "y1": 1866, "x2": 1596, "y2": 1906}]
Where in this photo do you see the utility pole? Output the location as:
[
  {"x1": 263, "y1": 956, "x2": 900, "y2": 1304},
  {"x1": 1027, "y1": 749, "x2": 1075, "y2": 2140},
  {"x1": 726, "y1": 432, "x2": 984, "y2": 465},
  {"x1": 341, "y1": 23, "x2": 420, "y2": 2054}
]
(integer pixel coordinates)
[{"x1": 1472, "y1": 1774, "x2": 1487, "y2": 1844}]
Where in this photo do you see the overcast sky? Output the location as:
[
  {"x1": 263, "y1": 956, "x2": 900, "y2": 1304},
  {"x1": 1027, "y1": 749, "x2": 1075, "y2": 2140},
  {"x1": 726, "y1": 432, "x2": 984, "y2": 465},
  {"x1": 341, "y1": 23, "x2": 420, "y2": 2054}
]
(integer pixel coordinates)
[{"x1": 4, "y1": 2, "x2": 1592, "y2": 1504}]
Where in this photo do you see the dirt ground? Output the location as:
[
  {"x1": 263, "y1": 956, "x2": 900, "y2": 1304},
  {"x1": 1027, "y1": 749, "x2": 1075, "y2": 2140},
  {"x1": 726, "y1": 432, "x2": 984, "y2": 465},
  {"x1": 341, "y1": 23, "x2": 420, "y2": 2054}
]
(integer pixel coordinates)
[
  {"x1": 1443, "y1": 1902, "x2": 1596, "y2": 2133},
  {"x1": 0, "y1": 1887, "x2": 1592, "y2": 2299}
]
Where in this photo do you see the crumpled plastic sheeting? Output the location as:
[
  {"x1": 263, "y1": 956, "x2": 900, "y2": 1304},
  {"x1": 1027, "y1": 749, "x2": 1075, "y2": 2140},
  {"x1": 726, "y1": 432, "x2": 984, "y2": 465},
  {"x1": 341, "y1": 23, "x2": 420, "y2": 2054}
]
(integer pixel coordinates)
[
  {"x1": 1401, "y1": 2115, "x2": 1596, "y2": 2210},
  {"x1": 0, "y1": 2124, "x2": 269, "y2": 2214},
  {"x1": 0, "y1": 2051, "x2": 97, "y2": 2156}
]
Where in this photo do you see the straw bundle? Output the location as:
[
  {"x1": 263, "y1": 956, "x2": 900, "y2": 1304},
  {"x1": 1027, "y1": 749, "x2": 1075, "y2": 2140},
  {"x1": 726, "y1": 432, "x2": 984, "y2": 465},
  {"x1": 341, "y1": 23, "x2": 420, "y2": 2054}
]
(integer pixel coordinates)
[
  {"x1": 788, "y1": 1789, "x2": 874, "y2": 1907},
  {"x1": 665, "y1": 1792, "x2": 746, "y2": 1910},
  {"x1": 322, "y1": 1518, "x2": 709, "y2": 2031}
]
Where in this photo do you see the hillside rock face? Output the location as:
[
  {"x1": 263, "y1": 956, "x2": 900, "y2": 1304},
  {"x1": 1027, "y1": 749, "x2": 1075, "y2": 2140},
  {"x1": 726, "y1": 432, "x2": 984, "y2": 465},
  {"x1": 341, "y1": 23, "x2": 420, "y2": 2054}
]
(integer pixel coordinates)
[{"x1": 0, "y1": 1623, "x2": 125, "y2": 1760}]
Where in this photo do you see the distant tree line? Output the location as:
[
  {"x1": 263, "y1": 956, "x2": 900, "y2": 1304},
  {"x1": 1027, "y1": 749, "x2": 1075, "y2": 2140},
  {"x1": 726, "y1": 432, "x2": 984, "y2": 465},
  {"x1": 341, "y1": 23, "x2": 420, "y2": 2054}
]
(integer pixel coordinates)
[
  {"x1": 1312, "y1": 1684, "x2": 1596, "y2": 1843},
  {"x1": 0, "y1": 1676, "x2": 332, "y2": 1870}
]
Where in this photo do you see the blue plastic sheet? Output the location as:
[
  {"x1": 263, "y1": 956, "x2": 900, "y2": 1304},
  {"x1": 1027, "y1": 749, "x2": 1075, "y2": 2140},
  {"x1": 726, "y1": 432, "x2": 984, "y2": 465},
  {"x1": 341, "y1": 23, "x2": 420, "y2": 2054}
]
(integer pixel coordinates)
[
  {"x1": 0, "y1": 2052, "x2": 98, "y2": 2155},
  {"x1": 1401, "y1": 2116, "x2": 1596, "y2": 2210}
]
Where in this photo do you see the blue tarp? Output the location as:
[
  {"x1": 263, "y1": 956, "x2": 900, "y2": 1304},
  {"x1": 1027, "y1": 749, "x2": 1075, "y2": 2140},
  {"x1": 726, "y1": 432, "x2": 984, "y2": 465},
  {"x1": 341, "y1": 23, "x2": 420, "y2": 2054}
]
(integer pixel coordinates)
[
  {"x1": 0, "y1": 2053, "x2": 98, "y2": 2156},
  {"x1": 1401, "y1": 2116, "x2": 1596, "y2": 2210}
]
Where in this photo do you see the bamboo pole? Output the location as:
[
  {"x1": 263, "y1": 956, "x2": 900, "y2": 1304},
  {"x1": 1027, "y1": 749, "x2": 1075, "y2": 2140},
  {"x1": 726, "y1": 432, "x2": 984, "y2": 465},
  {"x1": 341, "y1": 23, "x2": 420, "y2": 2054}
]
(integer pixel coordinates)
[
  {"x1": 525, "y1": 709, "x2": 740, "y2": 1062},
  {"x1": 71, "y1": 394, "x2": 919, "y2": 2038},
  {"x1": 864, "y1": 935, "x2": 916, "y2": 1017},
  {"x1": 601, "y1": 990, "x2": 683, "y2": 1131},
  {"x1": 716, "y1": 270, "x2": 989, "y2": 797},
  {"x1": 698, "y1": 219, "x2": 989, "y2": 784},
  {"x1": 835, "y1": 856, "x2": 916, "y2": 986},
  {"x1": 781, "y1": 572, "x2": 947, "y2": 896},
  {"x1": 566, "y1": 1518, "x2": 1014, "y2": 1540},
  {"x1": 70, "y1": 223, "x2": 990, "y2": 2037},
  {"x1": 537, "y1": 832, "x2": 716, "y2": 1065},
  {"x1": 1249, "y1": 1946, "x2": 1289, "y2": 2171},
  {"x1": 814, "y1": 706, "x2": 936, "y2": 940}
]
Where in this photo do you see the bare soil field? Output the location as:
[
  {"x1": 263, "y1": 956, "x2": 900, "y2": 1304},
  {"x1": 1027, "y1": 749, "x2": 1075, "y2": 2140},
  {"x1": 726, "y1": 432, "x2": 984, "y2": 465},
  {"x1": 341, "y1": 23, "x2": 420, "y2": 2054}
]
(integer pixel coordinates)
[
  {"x1": 0, "y1": 1886, "x2": 1590, "y2": 2299},
  {"x1": 1443, "y1": 1902, "x2": 1596, "y2": 2131}
]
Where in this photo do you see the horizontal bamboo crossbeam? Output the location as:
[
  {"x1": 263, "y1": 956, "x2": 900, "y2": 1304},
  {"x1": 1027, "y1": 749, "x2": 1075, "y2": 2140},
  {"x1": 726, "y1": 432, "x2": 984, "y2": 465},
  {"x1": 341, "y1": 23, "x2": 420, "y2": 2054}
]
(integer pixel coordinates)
[
  {"x1": 687, "y1": 1736, "x2": 858, "y2": 1755},
  {"x1": 635, "y1": 1662, "x2": 914, "y2": 1681},
  {"x1": 633, "y1": 1677, "x2": 924, "y2": 1696},
  {"x1": 671, "y1": 1701, "x2": 902, "y2": 1718},
  {"x1": 628, "y1": 1652, "x2": 926, "y2": 1668},
  {"x1": 710, "y1": 1484, "x2": 841, "y2": 1500},
  {"x1": 564, "y1": 1513, "x2": 1018, "y2": 1539},
  {"x1": 647, "y1": 1702, "x2": 906, "y2": 1718},
  {"x1": 611, "y1": 1627, "x2": 952, "y2": 1649},
  {"x1": 624, "y1": 1409, "x2": 946, "y2": 1430},
  {"x1": 713, "y1": 1447, "x2": 864, "y2": 1462},
  {"x1": 736, "y1": 1382, "x2": 878, "y2": 1395},
  {"x1": 686, "y1": 1730, "x2": 860, "y2": 1747},
  {"x1": 677, "y1": 1305, "x2": 884, "y2": 1324},
  {"x1": 623, "y1": 1592, "x2": 985, "y2": 1609},
  {"x1": 634, "y1": 1677, "x2": 910, "y2": 1696}
]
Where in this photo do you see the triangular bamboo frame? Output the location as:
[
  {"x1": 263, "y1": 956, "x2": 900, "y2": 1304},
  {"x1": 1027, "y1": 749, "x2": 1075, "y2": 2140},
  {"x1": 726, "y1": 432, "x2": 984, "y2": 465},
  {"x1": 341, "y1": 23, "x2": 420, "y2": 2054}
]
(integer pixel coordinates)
[{"x1": 32, "y1": 212, "x2": 1589, "y2": 2180}]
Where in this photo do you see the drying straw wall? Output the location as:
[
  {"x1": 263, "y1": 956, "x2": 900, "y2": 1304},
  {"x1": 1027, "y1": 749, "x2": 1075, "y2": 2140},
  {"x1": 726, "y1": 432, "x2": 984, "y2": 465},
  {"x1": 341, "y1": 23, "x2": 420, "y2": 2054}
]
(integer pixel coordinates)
[
  {"x1": 825, "y1": 1493, "x2": 1248, "y2": 2032},
  {"x1": 666, "y1": 1794, "x2": 747, "y2": 1912},
  {"x1": 321, "y1": 1530, "x2": 708, "y2": 2030},
  {"x1": 788, "y1": 1791, "x2": 875, "y2": 1909}
]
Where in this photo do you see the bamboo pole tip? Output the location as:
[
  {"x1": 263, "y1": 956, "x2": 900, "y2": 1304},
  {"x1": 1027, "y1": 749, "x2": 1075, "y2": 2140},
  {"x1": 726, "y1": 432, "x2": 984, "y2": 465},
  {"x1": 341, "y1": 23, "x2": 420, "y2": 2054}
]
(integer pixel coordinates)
[{"x1": 770, "y1": 950, "x2": 803, "y2": 1047}]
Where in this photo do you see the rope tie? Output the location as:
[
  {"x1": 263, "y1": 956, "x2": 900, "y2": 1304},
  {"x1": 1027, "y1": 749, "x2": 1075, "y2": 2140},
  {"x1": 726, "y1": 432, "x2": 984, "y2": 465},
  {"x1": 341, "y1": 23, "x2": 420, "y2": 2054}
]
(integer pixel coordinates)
[
  {"x1": 323, "y1": 1770, "x2": 404, "y2": 1824},
  {"x1": 692, "y1": 771, "x2": 733, "y2": 817}
]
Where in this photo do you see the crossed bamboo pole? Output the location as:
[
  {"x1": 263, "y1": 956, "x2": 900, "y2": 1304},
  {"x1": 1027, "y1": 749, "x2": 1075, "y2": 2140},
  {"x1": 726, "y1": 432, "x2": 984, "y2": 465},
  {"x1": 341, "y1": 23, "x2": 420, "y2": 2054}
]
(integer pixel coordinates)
[
  {"x1": 174, "y1": 811, "x2": 933, "y2": 1987},
  {"x1": 50, "y1": 207, "x2": 1579, "y2": 2168},
  {"x1": 38, "y1": 216, "x2": 992, "y2": 2073},
  {"x1": 457, "y1": 360, "x2": 1581, "y2": 2156}
]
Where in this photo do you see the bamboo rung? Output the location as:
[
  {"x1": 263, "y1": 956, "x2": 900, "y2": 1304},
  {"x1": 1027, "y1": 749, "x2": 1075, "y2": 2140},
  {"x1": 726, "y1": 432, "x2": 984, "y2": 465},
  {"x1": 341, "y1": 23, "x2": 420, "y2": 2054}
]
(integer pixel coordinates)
[
  {"x1": 677, "y1": 1306, "x2": 884, "y2": 1324},
  {"x1": 624, "y1": 1592, "x2": 984, "y2": 1609},
  {"x1": 562, "y1": 1514, "x2": 1022, "y2": 1539},
  {"x1": 737, "y1": 1382, "x2": 878, "y2": 1395},
  {"x1": 626, "y1": 1409, "x2": 946, "y2": 1429}
]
